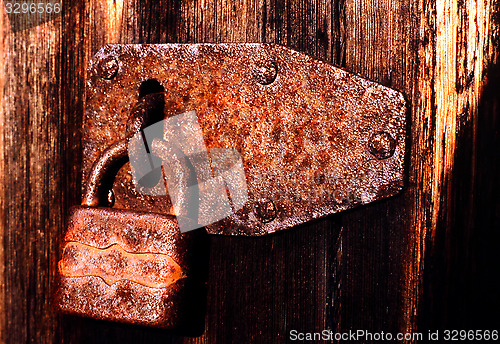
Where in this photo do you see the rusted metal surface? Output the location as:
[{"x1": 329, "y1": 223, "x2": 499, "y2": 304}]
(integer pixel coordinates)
[
  {"x1": 59, "y1": 242, "x2": 185, "y2": 288},
  {"x1": 85, "y1": 43, "x2": 407, "y2": 236},
  {"x1": 57, "y1": 207, "x2": 204, "y2": 329}
]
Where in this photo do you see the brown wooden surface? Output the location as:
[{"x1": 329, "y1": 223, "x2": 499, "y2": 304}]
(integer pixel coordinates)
[{"x1": 0, "y1": 0, "x2": 499, "y2": 343}]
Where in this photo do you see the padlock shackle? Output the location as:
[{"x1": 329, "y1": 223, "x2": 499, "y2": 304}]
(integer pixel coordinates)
[
  {"x1": 81, "y1": 92, "x2": 165, "y2": 207},
  {"x1": 81, "y1": 138, "x2": 128, "y2": 207}
]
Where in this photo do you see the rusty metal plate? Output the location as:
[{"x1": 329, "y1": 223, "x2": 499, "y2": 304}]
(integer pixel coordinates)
[{"x1": 84, "y1": 43, "x2": 407, "y2": 236}]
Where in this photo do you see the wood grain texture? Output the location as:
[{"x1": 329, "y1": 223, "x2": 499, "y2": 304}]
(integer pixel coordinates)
[
  {"x1": 0, "y1": 6, "x2": 7, "y2": 343},
  {"x1": 0, "y1": 6, "x2": 63, "y2": 344},
  {"x1": 0, "y1": 0, "x2": 498, "y2": 343}
]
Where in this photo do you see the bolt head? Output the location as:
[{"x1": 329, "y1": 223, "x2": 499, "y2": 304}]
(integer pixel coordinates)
[
  {"x1": 255, "y1": 198, "x2": 277, "y2": 223},
  {"x1": 98, "y1": 56, "x2": 119, "y2": 80},
  {"x1": 368, "y1": 131, "x2": 396, "y2": 159},
  {"x1": 252, "y1": 61, "x2": 278, "y2": 85}
]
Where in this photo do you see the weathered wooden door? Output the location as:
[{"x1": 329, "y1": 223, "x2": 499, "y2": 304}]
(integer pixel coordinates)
[{"x1": 0, "y1": 0, "x2": 498, "y2": 343}]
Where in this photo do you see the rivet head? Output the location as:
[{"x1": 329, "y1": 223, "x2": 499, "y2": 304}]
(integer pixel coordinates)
[
  {"x1": 368, "y1": 131, "x2": 396, "y2": 159},
  {"x1": 252, "y1": 61, "x2": 277, "y2": 85},
  {"x1": 98, "y1": 56, "x2": 119, "y2": 80},
  {"x1": 255, "y1": 198, "x2": 277, "y2": 223}
]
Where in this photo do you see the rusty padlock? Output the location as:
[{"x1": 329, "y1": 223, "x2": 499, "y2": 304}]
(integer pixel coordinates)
[{"x1": 56, "y1": 95, "x2": 208, "y2": 330}]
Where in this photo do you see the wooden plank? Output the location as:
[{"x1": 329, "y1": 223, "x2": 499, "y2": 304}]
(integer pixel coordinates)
[
  {"x1": 415, "y1": 0, "x2": 500, "y2": 330},
  {"x1": 340, "y1": 0, "x2": 499, "y2": 337},
  {"x1": 339, "y1": 0, "x2": 418, "y2": 335},
  {"x1": 0, "y1": 6, "x2": 63, "y2": 344}
]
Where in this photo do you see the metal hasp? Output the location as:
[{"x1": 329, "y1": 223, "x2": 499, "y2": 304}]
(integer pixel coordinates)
[{"x1": 85, "y1": 43, "x2": 407, "y2": 236}]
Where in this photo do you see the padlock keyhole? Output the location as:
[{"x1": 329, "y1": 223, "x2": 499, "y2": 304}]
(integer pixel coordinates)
[{"x1": 139, "y1": 78, "x2": 164, "y2": 98}]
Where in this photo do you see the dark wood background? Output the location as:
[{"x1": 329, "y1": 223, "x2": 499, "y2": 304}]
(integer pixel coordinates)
[{"x1": 0, "y1": 0, "x2": 499, "y2": 343}]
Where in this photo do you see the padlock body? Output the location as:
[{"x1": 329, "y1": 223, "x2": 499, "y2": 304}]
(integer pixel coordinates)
[{"x1": 56, "y1": 206, "x2": 207, "y2": 330}]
